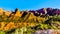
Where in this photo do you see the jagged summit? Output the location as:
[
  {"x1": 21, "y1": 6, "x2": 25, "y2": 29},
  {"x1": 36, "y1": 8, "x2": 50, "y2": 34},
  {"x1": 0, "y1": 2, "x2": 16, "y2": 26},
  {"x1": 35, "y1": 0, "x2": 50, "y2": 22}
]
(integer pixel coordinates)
[
  {"x1": 15, "y1": 8, "x2": 19, "y2": 13},
  {"x1": 0, "y1": 8, "x2": 60, "y2": 17}
]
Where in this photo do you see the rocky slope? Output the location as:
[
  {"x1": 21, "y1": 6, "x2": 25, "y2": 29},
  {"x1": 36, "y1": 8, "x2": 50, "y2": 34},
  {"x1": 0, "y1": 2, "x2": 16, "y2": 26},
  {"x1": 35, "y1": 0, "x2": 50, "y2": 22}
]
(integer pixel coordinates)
[{"x1": 0, "y1": 8, "x2": 60, "y2": 34}]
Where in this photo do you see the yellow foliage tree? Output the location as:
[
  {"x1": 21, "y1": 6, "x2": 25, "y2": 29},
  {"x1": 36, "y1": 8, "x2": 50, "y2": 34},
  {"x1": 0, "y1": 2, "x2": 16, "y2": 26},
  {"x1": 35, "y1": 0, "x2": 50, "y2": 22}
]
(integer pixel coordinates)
[
  {"x1": 0, "y1": 22, "x2": 6, "y2": 30},
  {"x1": 14, "y1": 9, "x2": 23, "y2": 20},
  {"x1": 14, "y1": 9, "x2": 22, "y2": 17},
  {"x1": 4, "y1": 22, "x2": 15, "y2": 30}
]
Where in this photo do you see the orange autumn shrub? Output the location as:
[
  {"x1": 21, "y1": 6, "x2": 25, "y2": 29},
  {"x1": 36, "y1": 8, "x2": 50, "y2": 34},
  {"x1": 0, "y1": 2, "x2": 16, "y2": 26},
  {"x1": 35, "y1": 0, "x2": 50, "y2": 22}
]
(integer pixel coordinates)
[
  {"x1": 4, "y1": 22, "x2": 15, "y2": 30},
  {"x1": 4, "y1": 27, "x2": 10, "y2": 30}
]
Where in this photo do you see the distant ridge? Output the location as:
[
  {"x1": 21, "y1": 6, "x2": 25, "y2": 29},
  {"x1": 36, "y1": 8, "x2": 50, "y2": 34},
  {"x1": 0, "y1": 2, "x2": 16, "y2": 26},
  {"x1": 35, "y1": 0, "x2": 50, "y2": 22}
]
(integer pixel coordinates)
[{"x1": 0, "y1": 8, "x2": 60, "y2": 17}]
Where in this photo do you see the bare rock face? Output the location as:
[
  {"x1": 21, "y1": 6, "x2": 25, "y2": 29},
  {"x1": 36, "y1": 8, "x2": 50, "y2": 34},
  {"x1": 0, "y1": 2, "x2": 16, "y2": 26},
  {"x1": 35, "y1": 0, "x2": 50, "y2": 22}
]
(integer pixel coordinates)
[{"x1": 57, "y1": 30, "x2": 60, "y2": 34}]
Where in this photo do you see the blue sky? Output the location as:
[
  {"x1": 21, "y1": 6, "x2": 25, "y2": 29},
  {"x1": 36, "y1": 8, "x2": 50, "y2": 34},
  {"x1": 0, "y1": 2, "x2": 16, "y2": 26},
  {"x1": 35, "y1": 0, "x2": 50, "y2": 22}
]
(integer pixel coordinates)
[{"x1": 0, "y1": 0, "x2": 60, "y2": 11}]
